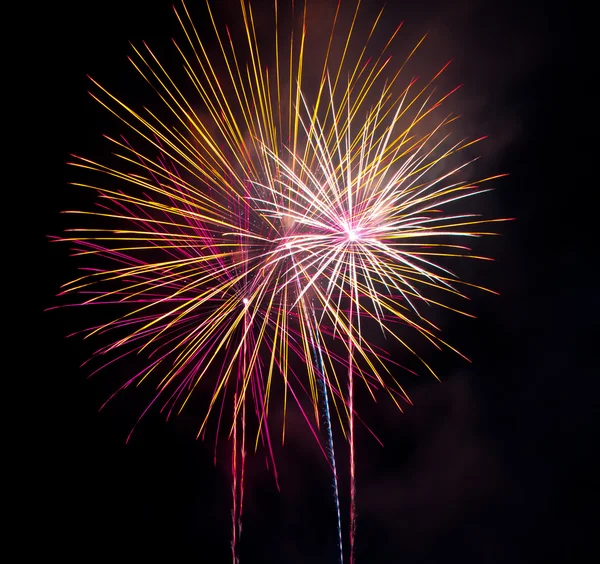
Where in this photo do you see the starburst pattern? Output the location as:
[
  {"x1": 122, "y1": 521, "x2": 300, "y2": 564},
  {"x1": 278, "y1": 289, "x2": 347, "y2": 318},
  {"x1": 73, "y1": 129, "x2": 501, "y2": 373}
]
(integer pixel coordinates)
[{"x1": 52, "y1": 2, "x2": 509, "y2": 562}]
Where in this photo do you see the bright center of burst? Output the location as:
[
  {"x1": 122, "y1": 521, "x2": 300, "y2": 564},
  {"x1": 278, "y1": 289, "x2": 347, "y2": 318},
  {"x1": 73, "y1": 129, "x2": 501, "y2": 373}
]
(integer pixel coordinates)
[{"x1": 348, "y1": 230, "x2": 358, "y2": 242}]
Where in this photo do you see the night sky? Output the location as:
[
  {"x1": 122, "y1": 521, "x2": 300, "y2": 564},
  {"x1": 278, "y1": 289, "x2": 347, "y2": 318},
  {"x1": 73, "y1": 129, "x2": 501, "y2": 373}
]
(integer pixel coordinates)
[{"x1": 33, "y1": 1, "x2": 590, "y2": 562}]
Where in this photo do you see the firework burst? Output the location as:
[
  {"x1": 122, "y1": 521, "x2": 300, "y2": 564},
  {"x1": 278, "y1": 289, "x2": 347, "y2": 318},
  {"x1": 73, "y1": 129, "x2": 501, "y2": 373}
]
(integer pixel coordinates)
[{"x1": 52, "y1": 1, "x2": 509, "y2": 561}]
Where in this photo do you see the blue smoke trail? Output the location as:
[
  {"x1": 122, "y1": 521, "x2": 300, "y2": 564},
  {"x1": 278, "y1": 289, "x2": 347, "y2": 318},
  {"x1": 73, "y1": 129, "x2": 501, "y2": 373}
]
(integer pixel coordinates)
[{"x1": 309, "y1": 309, "x2": 344, "y2": 564}]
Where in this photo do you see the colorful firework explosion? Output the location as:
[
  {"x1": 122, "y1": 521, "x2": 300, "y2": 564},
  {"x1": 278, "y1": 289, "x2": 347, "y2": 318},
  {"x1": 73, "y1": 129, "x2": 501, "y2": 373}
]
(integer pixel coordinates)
[{"x1": 52, "y1": 1, "x2": 509, "y2": 561}]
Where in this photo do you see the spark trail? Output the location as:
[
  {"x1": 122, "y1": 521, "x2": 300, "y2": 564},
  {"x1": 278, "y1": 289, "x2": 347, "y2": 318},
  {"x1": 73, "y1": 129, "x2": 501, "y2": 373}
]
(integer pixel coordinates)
[{"x1": 310, "y1": 308, "x2": 344, "y2": 564}]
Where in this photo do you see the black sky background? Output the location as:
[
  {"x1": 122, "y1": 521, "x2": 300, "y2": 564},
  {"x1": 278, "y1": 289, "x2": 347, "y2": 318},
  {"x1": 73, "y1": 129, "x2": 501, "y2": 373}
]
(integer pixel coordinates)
[{"x1": 30, "y1": 0, "x2": 592, "y2": 562}]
